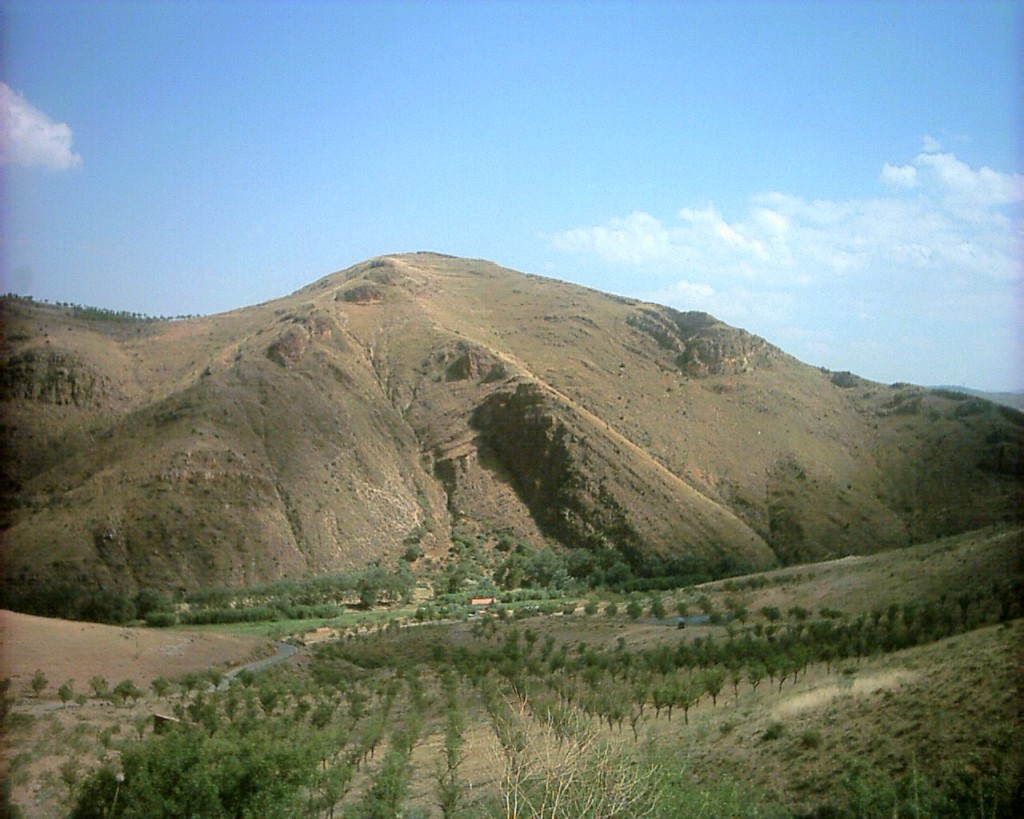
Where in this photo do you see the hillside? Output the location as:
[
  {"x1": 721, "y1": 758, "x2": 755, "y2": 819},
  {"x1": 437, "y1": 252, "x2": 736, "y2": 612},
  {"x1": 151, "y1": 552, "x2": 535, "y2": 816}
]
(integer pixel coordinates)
[
  {"x1": 932, "y1": 386, "x2": 1024, "y2": 412},
  {"x1": 1, "y1": 252, "x2": 1021, "y2": 598}
]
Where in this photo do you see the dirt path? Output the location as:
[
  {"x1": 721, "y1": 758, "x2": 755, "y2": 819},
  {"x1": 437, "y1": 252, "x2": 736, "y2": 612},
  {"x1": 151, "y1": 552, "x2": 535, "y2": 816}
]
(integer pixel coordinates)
[{"x1": 220, "y1": 641, "x2": 298, "y2": 687}]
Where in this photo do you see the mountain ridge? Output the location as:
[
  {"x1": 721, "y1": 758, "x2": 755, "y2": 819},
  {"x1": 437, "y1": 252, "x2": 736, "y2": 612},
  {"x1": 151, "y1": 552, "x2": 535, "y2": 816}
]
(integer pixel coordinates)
[{"x1": 2, "y1": 252, "x2": 1021, "y2": 598}]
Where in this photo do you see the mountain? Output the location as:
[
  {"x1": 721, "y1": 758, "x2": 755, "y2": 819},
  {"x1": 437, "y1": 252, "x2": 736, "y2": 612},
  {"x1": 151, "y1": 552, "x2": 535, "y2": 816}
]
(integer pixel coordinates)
[
  {"x1": 930, "y1": 386, "x2": 1024, "y2": 412},
  {"x1": 2, "y1": 253, "x2": 1021, "y2": 597}
]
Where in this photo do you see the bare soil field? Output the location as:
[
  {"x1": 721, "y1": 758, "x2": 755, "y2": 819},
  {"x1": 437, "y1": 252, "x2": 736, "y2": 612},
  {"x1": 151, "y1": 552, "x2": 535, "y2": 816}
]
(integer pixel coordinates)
[
  {"x1": 1, "y1": 611, "x2": 278, "y2": 817},
  {"x1": 0, "y1": 609, "x2": 272, "y2": 694}
]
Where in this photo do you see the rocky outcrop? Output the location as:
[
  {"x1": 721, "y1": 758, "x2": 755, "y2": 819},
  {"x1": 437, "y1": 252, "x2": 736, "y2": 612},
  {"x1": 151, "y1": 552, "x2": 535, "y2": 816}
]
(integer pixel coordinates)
[
  {"x1": 470, "y1": 382, "x2": 645, "y2": 559},
  {"x1": 0, "y1": 349, "x2": 109, "y2": 406},
  {"x1": 628, "y1": 306, "x2": 783, "y2": 376}
]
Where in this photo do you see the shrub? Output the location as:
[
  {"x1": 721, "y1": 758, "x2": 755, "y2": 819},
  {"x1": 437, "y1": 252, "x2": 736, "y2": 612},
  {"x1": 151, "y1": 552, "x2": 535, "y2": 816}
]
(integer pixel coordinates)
[
  {"x1": 799, "y1": 729, "x2": 822, "y2": 750},
  {"x1": 145, "y1": 610, "x2": 178, "y2": 627}
]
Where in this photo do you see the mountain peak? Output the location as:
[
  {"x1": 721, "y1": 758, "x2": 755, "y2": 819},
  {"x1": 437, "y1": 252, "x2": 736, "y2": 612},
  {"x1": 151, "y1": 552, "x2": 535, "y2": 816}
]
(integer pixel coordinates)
[{"x1": 2, "y1": 256, "x2": 1020, "y2": 600}]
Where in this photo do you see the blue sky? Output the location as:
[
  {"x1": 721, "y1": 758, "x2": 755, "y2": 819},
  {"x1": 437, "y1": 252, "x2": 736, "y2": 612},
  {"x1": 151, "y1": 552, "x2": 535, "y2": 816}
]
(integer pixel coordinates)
[{"x1": 2, "y1": 1, "x2": 1021, "y2": 391}]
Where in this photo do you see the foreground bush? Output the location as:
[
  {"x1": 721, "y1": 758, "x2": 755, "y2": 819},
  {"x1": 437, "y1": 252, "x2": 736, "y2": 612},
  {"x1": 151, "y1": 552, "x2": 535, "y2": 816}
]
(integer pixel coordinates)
[{"x1": 71, "y1": 722, "x2": 317, "y2": 818}]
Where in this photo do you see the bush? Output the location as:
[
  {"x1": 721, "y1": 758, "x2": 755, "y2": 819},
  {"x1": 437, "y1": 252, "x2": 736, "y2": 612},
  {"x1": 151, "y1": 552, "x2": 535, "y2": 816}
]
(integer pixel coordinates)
[
  {"x1": 71, "y1": 722, "x2": 317, "y2": 818},
  {"x1": 145, "y1": 611, "x2": 178, "y2": 628},
  {"x1": 798, "y1": 729, "x2": 822, "y2": 750}
]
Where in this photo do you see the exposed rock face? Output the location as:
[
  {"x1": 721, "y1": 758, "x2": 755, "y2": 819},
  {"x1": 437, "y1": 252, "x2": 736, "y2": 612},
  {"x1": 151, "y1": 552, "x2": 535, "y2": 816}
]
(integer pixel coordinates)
[
  {"x1": 627, "y1": 306, "x2": 782, "y2": 376},
  {"x1": 438, "y1": 342, "x2": 507, "y2": 383},
  {"x1": 471, "y1": 383, "x2": 600, "y2": 547},
  {"x1": 1, "y1": 253, "x2": 1021, "y2": 595},
  {"x1": 0, "y1": 350, "x2": 109, "y2": 406}
]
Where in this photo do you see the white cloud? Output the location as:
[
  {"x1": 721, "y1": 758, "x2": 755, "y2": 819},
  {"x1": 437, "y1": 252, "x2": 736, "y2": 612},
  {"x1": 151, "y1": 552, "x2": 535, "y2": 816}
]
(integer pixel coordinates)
[
  {"x1": 913, "y1": 150, "x2": 1022, "y2": 210},
  {"x1": 551, "y1": 148, "x2": 1020, "y2": 292},
  {"x1": 921, "y1": 134, "x2": 943, "y2": 153},
  {"x1": 552, "y1": 211, "x2": 672, "y2": 265},
  {"x1": 547, "y1": 146, "x2": 1023, "y2": 388},
  {"x1": 1, "y1": 82, "x2": 82, "y2": 170},
  {"x1": 880, "y1": 162, "x2": 918, "y2": 189}
]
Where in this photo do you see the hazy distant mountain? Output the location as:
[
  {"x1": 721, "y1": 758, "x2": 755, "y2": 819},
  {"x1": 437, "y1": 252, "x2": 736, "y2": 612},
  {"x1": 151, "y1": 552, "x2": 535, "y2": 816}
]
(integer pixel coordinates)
[
  {"x1": 931, "y1": 386, "x2": 1024, "y2": 412},
  {"x1": 2, "y1": 253, "x2": 1021, "y2": 595}
]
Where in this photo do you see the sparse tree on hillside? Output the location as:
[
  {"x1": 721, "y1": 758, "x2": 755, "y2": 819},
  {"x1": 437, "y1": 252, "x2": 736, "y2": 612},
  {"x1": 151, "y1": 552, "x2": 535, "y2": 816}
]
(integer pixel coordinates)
[
  {"x1": 703, "y1": 667, "x2": 726, "y2": 707},
  {"x1": 747, "y1": 663, "x2": 765, "y2": 693},
  {"x1": 676, "y1": 674, "x2": 703, "y2": 725},
  {"x1": 30, "y1": 669, "x2": 48, "y2": 698},
  {"x1": 437, "y1": 678, "x2": 467, "y2": 818},
  {"x1": 632, "y1": 674, "x2": 651, "y2": 718},
  {"x1": 652, "y1": 682, "x2": 671, "y2": 720},
  {"x1": 113, "y1": 678, "x2": 143, "y2": 707},
  {"x1": 151, "y1": 676, "x2": 171, "y2": 699},
  {"x1": 358, "y1": 718, "x2": 421, "y2": 817},
  {"x1": 729, "y1": 666, "x2": 744, "y2": 703},
  {"x1": 178, "y1": 671, "x2": 204, "y2": 700}
]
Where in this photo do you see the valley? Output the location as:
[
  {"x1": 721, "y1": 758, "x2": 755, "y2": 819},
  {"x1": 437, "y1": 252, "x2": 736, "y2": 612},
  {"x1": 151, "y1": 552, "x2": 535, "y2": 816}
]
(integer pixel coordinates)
[
  {"x1": 1, "y1": 525, "x2": 1020, "y2": 816},
  {"x1": 1, "y1": 254, "x2": 1021, "y2": 816}
]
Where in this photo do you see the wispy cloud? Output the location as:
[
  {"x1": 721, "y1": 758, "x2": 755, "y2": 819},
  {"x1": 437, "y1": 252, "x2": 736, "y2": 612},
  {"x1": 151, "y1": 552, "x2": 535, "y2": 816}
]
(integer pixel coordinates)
[
  {"x1": 1, "y1": 82, "x2": 82, "y2": 170},
  {"x1": 547, "y1": 144, "x2": 1023, "y2": 387}
]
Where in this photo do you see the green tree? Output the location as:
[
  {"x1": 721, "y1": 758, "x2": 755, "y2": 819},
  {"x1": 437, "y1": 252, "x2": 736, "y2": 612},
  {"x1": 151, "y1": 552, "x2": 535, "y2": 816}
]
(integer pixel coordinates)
[
  {"x1": 30, "y1": 669, "x2": 48, "y2": 698},
  {"x1": 437, "y1": 681, "x2": 466, "y2": 818},
  {"x1": 729, "y1": 666, "x2": 744, "y2": 703},
  {"x1": 72, "y1": 721, "x2": 317, "y2": 818},
  {"x1": 357, "y1": 569, "x2": 384, "y2": 608},
  {"x1": 178, "y1": 672, "x2": 204, "y2": 701},
  {"x1": 58, "y1": 678, "x2": 75, "y2": 707},
  {"x1": 151, "y1": 676, "x2": 171, "y2": 699},
  {"x1": 358, "y1": 719, "x2": 421, "y2": 818},
  {"x1": 134, "y1": 588, "x2": 169, "y2": 619},
  {"x1": 258, "y1": 684, "x2": 281, "y2": 715},
  {"x1": 702, "y1": 666, "x2": 726, "y2": 708},
  {"x1": 675, "y1": 674, "x2": 703, "y2": 725},
  {"x1": 113, "y1": 679, "x2": 144, "y2": 707}
]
